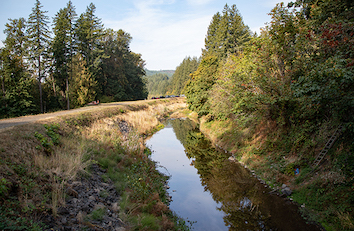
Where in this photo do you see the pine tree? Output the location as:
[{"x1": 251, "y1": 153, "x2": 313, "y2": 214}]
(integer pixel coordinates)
[
  {"x1": 70, "y1": 54, "x2": 97, "y2": 107},
  {"x1": 0, "y1": 18, "x2": 36, "y2": 117},
  {"x1": 27, "y1": 0, "x2": 51, "y2": 113},
  {"x1": 170, "y1": 56, "x2": 200, "y2": 95},
  {"x1": 52, "y1": 1, "x2": 77, "y2": 110},
  {"x1": 203, "y1": 4, "x2": 251, "y2": 59},
  {"x1": 75, "y1": 2, "x2": 105, "y2": 90}
]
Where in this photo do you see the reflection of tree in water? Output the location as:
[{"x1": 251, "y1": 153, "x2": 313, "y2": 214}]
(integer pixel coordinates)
[
  {"x1": 170, "y1": 119, "x2": 319, "y2": 231},
  {"x1": 171, "y1": 119, "x2": 271, "y2": 230},
  {"x1": 169, "y1": 118, "x2": 197, "y2": 147},
  {"x1": 209, "y1": 161, "x2": 273, "y2": 230}
]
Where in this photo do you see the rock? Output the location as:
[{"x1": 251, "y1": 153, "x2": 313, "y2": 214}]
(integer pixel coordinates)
[
  {"x1": 61, "y1": 217, "x2": 67, "y2": 225},
  {"x1": 112, "y1": 202, "x2": 119, "y2": 213},
  {"x1": 115, "y1": 227, "x2": 126, "y2": 231},
  {"x1": 57, "y1": 207, "x2": 70, "y2": 215},
  {"x1": 67, "y1": 187, "x2": 79, "y2": 198},
  {"x1": 282, "y1": 184, "x2": 287, "y2": 189},
  {"x1": 281, "y1": 186, "x2": 292, "y2": 196},
  {"x1": 94, "y1": 203, "x2": 105, "y2": 210},
  {"x1": 76, "y1": 211, "x2": 84, "y2": 223},
  {"x1": 71, "y1": 181, "x2": 82, "y2": 187},
  {"x1": 42, "y1": 164, "x2": 124, "y2": 230}
]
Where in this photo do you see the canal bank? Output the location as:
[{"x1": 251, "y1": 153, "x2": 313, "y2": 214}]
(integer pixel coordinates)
[{"x1": 190, "y1": 110, "x2": 353, "y2": 231}]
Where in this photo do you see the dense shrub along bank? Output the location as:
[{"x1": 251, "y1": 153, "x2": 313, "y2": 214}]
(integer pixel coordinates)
[
  {"x1": 0, "y1": 98, "x2": 190, "y2": 230},
  {"x1": 182, "y1": 1, "x2": 354, "y2": 230}
]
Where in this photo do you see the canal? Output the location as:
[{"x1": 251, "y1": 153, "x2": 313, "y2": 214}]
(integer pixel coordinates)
[{"x1": 145, "y1": 118, "x2": 321, "y2": 231}]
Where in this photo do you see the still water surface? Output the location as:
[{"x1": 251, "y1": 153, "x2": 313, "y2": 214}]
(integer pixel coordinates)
[{"x1": 146, "y1": 119, "x2": 321, "y2": 231}]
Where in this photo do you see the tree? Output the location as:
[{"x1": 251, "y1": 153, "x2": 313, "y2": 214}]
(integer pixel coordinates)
[
  {"x1": 100, "y1": 29, "x2": 129, "y2": 101},
  {"x1": 75, "y1": 2, "x2": 105, "y2": 90},
  {"x1": 170, "y1": 56, "x2": 200, "y2": 95},
  {"x1": 0, "y1": 18, "x2": 36, "y2": 117},
  {"x1": 184, "y1": 56, "x2": 219, "y2": 116},
  {"x1": 52, "y1": 1, "x2": 77, "y2": 110},
  {"x1": 203, "y1": 4, "x2": 251, "y2": 59},
  {"x1": 27, "y1": 0, "x2": 51, "y2": 113},
  {"x1": 69, "y1": 54, "x2": 97, "y2": 107}
]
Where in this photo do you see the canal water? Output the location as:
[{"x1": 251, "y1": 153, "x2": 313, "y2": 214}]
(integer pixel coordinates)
[{"x1": 145, "y1": 119, "x2": 321, "y2": 231}]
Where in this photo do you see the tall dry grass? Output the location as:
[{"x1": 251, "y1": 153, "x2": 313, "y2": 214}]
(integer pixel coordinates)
[
  {"x1": 118, "y1": 101, "x2": 187, "y2": 135},
  {"x1": 0, "y1": 98, "x2": 187, "y2": 223}
]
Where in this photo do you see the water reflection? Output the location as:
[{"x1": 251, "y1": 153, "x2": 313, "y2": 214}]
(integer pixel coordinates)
[{"x1": 147, "y1": 119, "x2": 320, "y2": 231}]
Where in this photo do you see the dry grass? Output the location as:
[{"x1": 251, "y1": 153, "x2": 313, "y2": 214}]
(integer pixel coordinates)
[
  {"x1": 117, "y1": 101, "x2": 187, "y2": 135},
  {"x1": 0, "y1": 98, "x2": 186, "y2": 228}
]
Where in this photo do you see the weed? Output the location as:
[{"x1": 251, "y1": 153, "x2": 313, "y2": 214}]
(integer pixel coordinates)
[
  {"x1": 90, "y1": 208, "x2": 105, "y2": 221},
  {"x1": 34, "y1": 123, "x2": 61, "y2": 153},
  {"x1": 139, "y1": 213, "x2": 160, "y2": 230},
  {"x1": 99, "y1": 190, "x2": 109, "y2": 198},
  {"x1": 0, "y1": 178, "x2": 10, "y2": 196}
]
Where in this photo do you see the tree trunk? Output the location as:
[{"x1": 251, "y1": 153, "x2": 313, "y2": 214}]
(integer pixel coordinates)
[
  {"x1": 38, "y1": 56, "x2": 43, "y2": 113},
  {"x1": 66, "y1": 76, "x2": 70, "y2": 110},
  {"x1": 1, "y1": 76, "x2": 5, "y2": 97}
]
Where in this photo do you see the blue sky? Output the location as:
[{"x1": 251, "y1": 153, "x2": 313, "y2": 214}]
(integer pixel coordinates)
[{"x1": 0, "y1": 0, "x2": 289, "y2": 70}]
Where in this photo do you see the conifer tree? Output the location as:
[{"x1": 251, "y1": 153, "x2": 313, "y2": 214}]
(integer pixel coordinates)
[
  {"x1": 27, "y1": 0, "x2": 51, "y2": 113},
  {"x1": 52, "y1": 1, "x2": 77, "y2": 109},
  {"x1": 203, "y1": 4, "x2": 251, "y2": 58},
  {"x1": 0, "y1": 18, "x2": 36, "y2": 117},
  {"x1": 69, "y1": 54, "x2": 97, "y2": 107},
  {"x1": 75, "y1": 3, "x2": 105, "y2": 90}
]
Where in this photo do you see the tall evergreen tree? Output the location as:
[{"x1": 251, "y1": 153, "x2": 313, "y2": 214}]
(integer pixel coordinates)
[
  {"x1": 27, "y1": 0, "x2": 51, "y2": 113},
  {"x1": 170, "y1": 56, "x2": 200, "y2": 95},
  {"x1": 69, "y1": 53, "x2": 97, "y2": 107},
  {"x1": 0, "y1": 18, "x2": 36, "y2": 117},
  {"x1": 203, "y1": 4, "x2": 251, "y2": 59},
  {"x1": 75, "y1": 2, "x2": 105, "y2": 91},
  {"x1": 52, "y1": 1, "x2": 77, "y2": 110},
  {"x1": 101, "y1": 29, "x2": 129, "y2": 101}
]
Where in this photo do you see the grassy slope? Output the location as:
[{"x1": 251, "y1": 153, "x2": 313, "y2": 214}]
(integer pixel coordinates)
[
  {"x1": 198, "y1": 114, "x2": 354, "y2": 231},
  {"x1": 0, "y1": 98, "x2": 190, "y2": 230}
]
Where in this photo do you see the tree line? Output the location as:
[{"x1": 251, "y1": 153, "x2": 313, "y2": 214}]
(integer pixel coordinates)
[
  {"x1": 0, "y1": 0, "x2": 147, "y2": 118},
  {"x1": 145, "y1": 56, "x2": 200, "y2": 97},
  {"x1": 185, "y1": 1, "x2": 354, "y2": 129},
  {"x1": 183, "y1": 2, "x2": 353, "y2": 229}
]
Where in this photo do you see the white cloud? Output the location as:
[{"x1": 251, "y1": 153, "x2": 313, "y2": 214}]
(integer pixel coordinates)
[
  {"x1": 186, "y1": 0, "x2": 215, "y2": 6},
  {"x1": 104, "y1": 0, "x2": 210, "y2": 70}
]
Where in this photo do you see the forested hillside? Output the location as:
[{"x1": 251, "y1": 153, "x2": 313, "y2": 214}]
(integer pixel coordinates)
[
  {"x1": 183, "y1": 1, "x2": 354, "y2": 230},
  {"x1": 145, "y1": 57, "x2": 200, "y2": 97},
  {"x1": 0, "y1": 0, "x2": 147, "y2": 118},
  {"x1": 145, "y1": 69, "x2": 174, "y2": 77}
]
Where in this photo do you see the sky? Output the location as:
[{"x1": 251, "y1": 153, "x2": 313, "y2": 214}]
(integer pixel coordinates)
[{"x1": 0, "y1": 0, "x2": 290, "y2": 70}]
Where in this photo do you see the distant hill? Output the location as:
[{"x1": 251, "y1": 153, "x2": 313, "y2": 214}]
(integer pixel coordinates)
[{"x1": 145, "y1": 69, "x2": 175, "y2": 77}]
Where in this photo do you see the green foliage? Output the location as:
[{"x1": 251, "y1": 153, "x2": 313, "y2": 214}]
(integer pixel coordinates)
[
  {"x1": 52, "y1": 1, "x2": 77, "y2": 110},
  {"x1": 0, "y1": 203, "x2": 44, "y2": 231},
  {"x1": 169, "y1": 56, "x2": 200, "y2": 95},
  {"x1": 203, "y1": 4, "x2": 252, "y2": 58},
  {"x1": 126, "y1": 160, "x2": 168, "y2": 202},
  {"x1": 89, "y1": 208, "x2": 105, "y2": 221},
  {"x1": 139, "y1": 214, "x2": 160, "y2": 230},
  {"x1": 184, "y1": 56, "x2": 219, "y2": 116},
  {"x1": 0, "y1": 178, "x2": 10, "y2": 196},
  {"x1": 145, "y1": 73, "x2": 170, "y2": 97},
  {"x1": 0, "y1": 1, "x2": 149, "y2": 118},
  {"x1": 145, "y1": 69, "x2": 175, "y2": 77},
  {"x1": 34, "y1": 123, "x2": 61, "y2": 153},
  {"x1": 26, "y1": 0, "x2": 51, "y2": 113}
]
